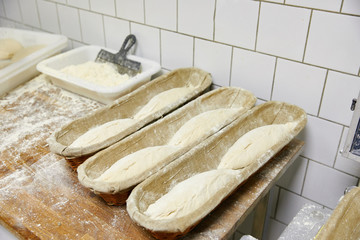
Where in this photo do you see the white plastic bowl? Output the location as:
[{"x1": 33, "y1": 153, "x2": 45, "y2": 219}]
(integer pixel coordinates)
[
  {"x1": 36, "y1": 45, "x2": 161, "y2": 104},
  {"x1": 0, "y1": 28, "x2": 68, "y2": 97}
]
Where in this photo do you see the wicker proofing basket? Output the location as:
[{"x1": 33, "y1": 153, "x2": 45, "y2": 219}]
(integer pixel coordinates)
[
  {"x1": 77, "y1": 87, "x2": 256, "y2": 205},
  {"x1": 126, "y1": 101, "x2": 307, "y2": 239},
  {"x1": 47, "y1": 67, "x2": 213, "y2": 167}
]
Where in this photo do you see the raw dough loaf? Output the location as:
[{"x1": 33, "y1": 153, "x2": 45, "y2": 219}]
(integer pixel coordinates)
[
  {"x1": 95, "y1": 145, "x2": 180, "y2": 183},
  {"x1": 134, "y1": 86, "x2": 194, "y2": 119},
  {"x1": 69, "y1": 118, "x2": 136, "y2": 148},
  {"x1": 168, "y1": 108, "x2": 243, "y2": 147},
  {"x1": 218, "y1": 122, "x2": 296, "y2": 170},
  {"x1": 0, "y1": 38, "x2": 23, "y2": 60},
  {"x1": 11, "y1": 45, "x2": 44, "y2": 62},
  {"x1": 144, "y1": 169, "x2": 240, "y2": 220}
]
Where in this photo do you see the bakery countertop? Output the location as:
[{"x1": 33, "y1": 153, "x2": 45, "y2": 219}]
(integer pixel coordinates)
[{"x1": 0, "y1": 74, "x2": 304, "y2": 240}]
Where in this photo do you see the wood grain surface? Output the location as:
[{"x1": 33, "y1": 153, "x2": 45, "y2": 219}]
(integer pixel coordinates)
[{"x1": 0, "y1": 74, "x2": 304, "y2": 240}]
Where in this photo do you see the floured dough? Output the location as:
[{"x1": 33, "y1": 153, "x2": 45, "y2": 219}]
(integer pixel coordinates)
[
  {"x1": 168, "y1": 108, "x2": 243, "y2": 147},
  {"x1": 144, "y1": 169, "x2": 239, "y2": 220},
  {"x1": 95, "y1": 145, "x2": 180, "y2": 183},
  {"x1": 218, "y1": 122, "x2": 296, "y2": 170},
  {"x1": 0, "y1": 38, "x2": 23, "y2": 60},
  {"x1": 134, "y1": 86, "x2": 194, "y2": 119},
  {"x1": 69, "y1": 118, "x2": 136, "y2": 148},
  {"x1": 11, "y1": 45, "x2": 44, "y2": 62}
]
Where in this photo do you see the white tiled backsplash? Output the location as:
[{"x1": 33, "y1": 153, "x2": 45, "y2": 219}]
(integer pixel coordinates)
[{"x1": 1, "y1": 0, "x2": 360, "y2": 239}]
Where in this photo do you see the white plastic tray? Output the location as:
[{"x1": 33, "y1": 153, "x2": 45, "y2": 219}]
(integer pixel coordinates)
[
  {"x1": 36, "y1": 45, "x2": 161, "y2": 104},
  {"x1": 0, "y1": 28, "x2": 68, "y2": 97}
]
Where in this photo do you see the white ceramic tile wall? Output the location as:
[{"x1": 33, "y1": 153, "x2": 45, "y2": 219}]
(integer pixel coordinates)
[
  {"x1": 2, "y1": 0, "x2": 21, "y2": 22},
  {"x1": 145, "y1": 0, "x2": 177, "y2": 31},
  {"x1": 58, "y1": 5, "x2": 82, "y2": 42},
  {"x1": 319, "y1": 71, "x2": 360, "y2": 126},
  {"x1": 103, "y1": 16, "x2": 130, "y2": 50},
  {"x1": 1, "y1": 0, "x2": 360, "y2": 239},
  {"x1": 37, "y1": 0, "x2": 60, "y2": 33},
  {"x1": 272, "y1": 59, "x2": 326, "y2": 115},
  {"x1": 276, "y1": 189, "x2": 320, "y2": 224},
  {"x1": 194, "y1": 38, "x2": 232, "y2": 86},
  {"x1": 305, "y1": 11, "x2": 360, "y2": 75},
  {"x1": 90, "y1": 0, "x2": 116, "y2": 16},
  {"x1": 277, "y1": 157, "x2": 308, "y2": 194},
  {"x1": 231, "y1": 48, "x2": 275, "y2": 100},
  {"x1": 257, "y1": 3, "x2": 311, "y2": 61},
  {"x1": 286, "y1": 0, "x2": 342, "y2": 12},
  {"x1": 262, "y1": 218, "x2": 286, "y2": 240},
  {"x1": 214, "y1": 0, "x2": 259, "y2": 49},
  {"x1": 342, "y1": 0, "x2": 360, "y2": 15},
  {"x1": 178, "y1": 0, "x2": 215, "y2": 40},
  {"x1": 116, "y1": 0, "x2": 144, "y2": 23},
  {"x1": 161, "y1": 30, "x2": 193, "y2": 69},
  {"x1": 18, "y1": 0, "x2": 40, "y2": 28},
  {"x1": 302, "y1": 160, "x2": 358, "y2": 208},
  {"x1": 298, "y1": 115, "x2": 343, "y2": 166},
  {"x1": 79, "y1": 10, "x2": 105, "y2": 46}
]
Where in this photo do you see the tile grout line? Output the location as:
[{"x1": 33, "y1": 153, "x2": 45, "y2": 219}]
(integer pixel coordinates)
[
  {"x1": 332, "y1": 126, "x2": 345, "y2": 168},
  {"x1": 302, "y1": 9, "x2": 313, "y2": 63},
  {"x1": 16, "y1": 0, "x2": 23, "y2": 24},
  {"x1": 254, "y1": 1, "x2": 262, "y2": 52},
  {"x1": 176, "y1": 0, "x2": 178, "y2": 32},
  {"x1": 228, "y1": 47, "x2": 234, "y2": 87},
  {"x1": 35, "y1": 0, "x2": 42, "y2": 30},
  {"x1": 55, "y1": 2, "x2": 61, "y2": 34},
  {"x1": 269, "y1": 57, "x2": 278, "y2": 101},
  {"x1": 143, "y1": 0, "x2": 146, "y2": 24},
  {"x1": 213, "y1": 0, "x2": 217, "y2": 41},
  {"x1": 340, "y1": 0, "x2": 345, "y2": 13},
  {"x1": 316, "y1": 69, "x2": 329, "y2": 117},
  {"x1": 300, "y1": 154, "x2": 360, "y2": 179},
  {"x1": 300, "y1": 158, "x2": 310, "y2": 195}
]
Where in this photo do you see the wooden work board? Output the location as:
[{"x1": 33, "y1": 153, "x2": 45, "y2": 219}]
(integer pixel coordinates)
[{"x1": 0, "y1": 74, "x2": 304, "y2": 240}]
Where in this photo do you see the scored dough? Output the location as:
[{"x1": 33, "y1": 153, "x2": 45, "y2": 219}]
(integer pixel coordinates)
[
  {"x1": 134, "y1": 86, "x2": 194, "y2": 119},
  {"x1": 144, "y1": 169, "x2": 240, "y2": 220},
  {"x1": 95, "y1": 145, "x2": 180, "y2": 183},
  {"x1": 0, "y1": 38, "x2": 23, "y2": 60},
  {"x1": 69, "y1": 118, "x2": 137, "y2": 148},
  {"x1": 168, "y1": 108, "x2": 243, "y2": 147},
  {"x1": 217, "y1": 122, "x2": 296, "y2": 170}
]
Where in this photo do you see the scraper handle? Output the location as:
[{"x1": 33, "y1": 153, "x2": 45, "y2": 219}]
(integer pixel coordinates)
[{"x1": 116, "y1": 34, "x2": 136, "y2": 59}]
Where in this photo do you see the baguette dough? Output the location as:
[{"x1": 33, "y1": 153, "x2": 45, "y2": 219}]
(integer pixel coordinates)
[
  {"x1": 144, "y1": 169, "x2": 239, "y2": 220},
  {"x1": 69, "y1": 86, "x2": 195, "y2": 149},
  {"x1": 218, "y1": 122, "x2": 296, "y2": 170},
  {"x1": 134, "y1": 86, "x2": 194, "y2": 119},
  {"x1": 168, "y1": 108, "x2": 243, "y2": 146},
  {"x1": 95, "y1": 145, "x2": 180, "y2": 183},
  {"x1": 0, "y1": 39, "x2": 23, "y2": 60},
  {"x1": 69, "y1": 118, "x2": 136, "y2": 148}
]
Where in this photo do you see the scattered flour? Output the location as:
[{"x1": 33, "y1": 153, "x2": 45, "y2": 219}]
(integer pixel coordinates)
[{"x1": 0, "y1": 74, "x2": 126, "y2": 239}]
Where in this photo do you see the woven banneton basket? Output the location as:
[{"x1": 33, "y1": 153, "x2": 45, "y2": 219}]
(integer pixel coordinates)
[
  {"x1": 126, "y1": 101, "x2": 307, "y2": 239},
  {"x1": 47, "y1": 67, "x2": 212, "y2": 167},
  {"x1": 77, "y1": 87, "x2": 256, "y2": 205}
]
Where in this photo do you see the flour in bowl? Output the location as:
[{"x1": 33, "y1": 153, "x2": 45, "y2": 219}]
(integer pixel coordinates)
[{"x1": 61, "y1": 61, "x2": 130, "y2": 87}]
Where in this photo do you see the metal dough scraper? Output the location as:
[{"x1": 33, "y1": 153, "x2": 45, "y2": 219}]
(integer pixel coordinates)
[{"x1": 95, "y1": 34, "x2": 141, "y2": 77}]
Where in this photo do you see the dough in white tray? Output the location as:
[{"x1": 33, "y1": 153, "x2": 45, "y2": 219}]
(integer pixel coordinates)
[
  {"x1": 144, "y1": 169, "x2": 240, "y2": 220},
  {"x1": 69, "y1": 118, "x2": 136, "y2": 148},
  {"x1": 0, "y1": 38, "x2": 23, "y2": 60},
  {"x1": 218, "y1": 122, "x2": 296, "y2": 170},
  {"x1": 168, "y1": 108, "x2": 243, "y2": 147}
]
